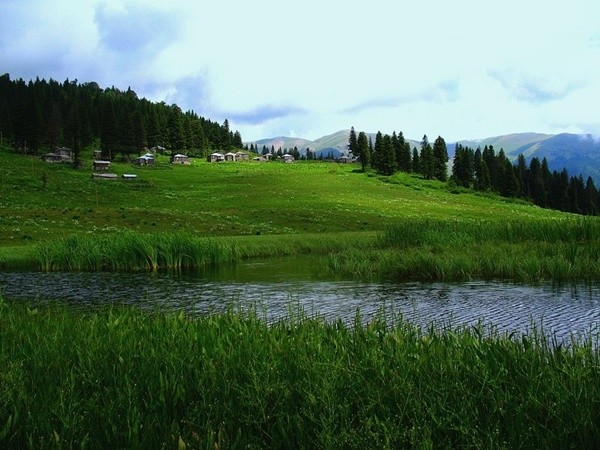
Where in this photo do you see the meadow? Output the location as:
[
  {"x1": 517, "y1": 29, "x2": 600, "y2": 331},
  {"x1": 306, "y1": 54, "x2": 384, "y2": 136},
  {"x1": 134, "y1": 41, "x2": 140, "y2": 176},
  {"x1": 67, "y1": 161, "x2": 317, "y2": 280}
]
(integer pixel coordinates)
[
  {"x1": 4, "y1": 144, "x2": 595, "y2": 284},
  {"x1": 1, "y1": 299, "x2": 599, "y2": 449}
]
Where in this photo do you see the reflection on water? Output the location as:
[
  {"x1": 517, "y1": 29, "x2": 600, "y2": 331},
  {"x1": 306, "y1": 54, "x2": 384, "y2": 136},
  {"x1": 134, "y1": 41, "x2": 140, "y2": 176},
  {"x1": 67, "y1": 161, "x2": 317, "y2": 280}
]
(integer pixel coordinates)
[{"x1": 1, "y1": 259, "x2": 600, "y2": 344}]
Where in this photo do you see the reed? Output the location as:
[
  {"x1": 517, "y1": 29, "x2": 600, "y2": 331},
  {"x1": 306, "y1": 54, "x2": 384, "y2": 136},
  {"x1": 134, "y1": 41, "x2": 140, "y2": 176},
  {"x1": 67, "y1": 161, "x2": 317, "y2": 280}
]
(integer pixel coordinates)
[
  {"x1": 1, "y1": 299, "x2": 599, "y2": 449},
  {"x1": 325, "y1": 217, "x2": 600, "y2": 282},
  {"x1": 33, "y1": 232, "x2": 242, "y2": 272}
]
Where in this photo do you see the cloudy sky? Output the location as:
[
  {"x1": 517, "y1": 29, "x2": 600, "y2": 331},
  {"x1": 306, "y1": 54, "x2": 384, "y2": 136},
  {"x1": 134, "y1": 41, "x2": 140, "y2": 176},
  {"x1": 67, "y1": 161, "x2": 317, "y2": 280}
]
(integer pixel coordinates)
[{"x1": 1, "y1": 0, "x2": 599, "y2": 142}]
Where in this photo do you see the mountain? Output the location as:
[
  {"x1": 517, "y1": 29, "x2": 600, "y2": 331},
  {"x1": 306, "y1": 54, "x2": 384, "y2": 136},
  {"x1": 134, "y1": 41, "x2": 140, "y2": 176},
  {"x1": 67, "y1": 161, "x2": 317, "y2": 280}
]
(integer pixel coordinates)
[{"x1": 248, "y1": 129, "x2": 421, "y2": 158}]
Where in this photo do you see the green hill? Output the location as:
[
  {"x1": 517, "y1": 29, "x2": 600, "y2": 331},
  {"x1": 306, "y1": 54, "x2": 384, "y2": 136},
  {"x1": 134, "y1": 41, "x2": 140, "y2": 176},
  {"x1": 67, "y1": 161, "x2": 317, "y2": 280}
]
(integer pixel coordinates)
[{"x1": 0, "y1": 143, "x2": 565, "y2": 247}]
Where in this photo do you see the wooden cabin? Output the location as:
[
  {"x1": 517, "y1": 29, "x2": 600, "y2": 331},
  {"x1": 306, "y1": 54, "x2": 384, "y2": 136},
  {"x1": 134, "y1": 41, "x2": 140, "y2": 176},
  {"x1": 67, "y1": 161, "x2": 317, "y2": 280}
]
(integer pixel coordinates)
[{"x1": 171, "y1": 154, "x2": 190, "y2": 164}]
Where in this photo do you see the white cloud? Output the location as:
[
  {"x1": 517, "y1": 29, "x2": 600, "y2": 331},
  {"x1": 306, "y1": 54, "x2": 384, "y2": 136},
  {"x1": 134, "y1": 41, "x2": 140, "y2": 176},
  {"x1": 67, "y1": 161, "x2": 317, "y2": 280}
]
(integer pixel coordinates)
[{"x1": 1, "y1": 0, "x2": 599, "y2": 141}]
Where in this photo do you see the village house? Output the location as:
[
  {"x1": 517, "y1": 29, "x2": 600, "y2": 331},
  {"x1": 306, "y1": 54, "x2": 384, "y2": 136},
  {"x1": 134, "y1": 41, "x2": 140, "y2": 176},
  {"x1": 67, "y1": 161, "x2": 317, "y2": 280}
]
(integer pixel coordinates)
[
  {"x1": 209, "y1": 152, "x2": 224, "y2": 162},
  {"x1": 224, "y1": 152, "x2": 237, "y2": 162},
  {"x1": 282, "y1": 154, "x2": 295, "y2": 163},
  {"x1": 93, "y1": 160, "x2": 111, "y2": 171},
  {"x1": 171, "y1": 153, "x2": 190, "y2": 164},
  {"x1": 41, "y1": 146, "x2": 74, "y2": 163},
  {"x1": 235, "y1": 151, "x2": 249, "y2": 161},
  {"x1": 134, "y1": 153, "x2": 155, "y2": 166},
  {"x1": 92, "y1": 172, "x2": 117, "y2": 180},
  {"x1": 338, "y1": 156, "x2": 353, "y2": 163},
  {"x1": 41, "y1": 153, "x2": 64, "y2": 163}
]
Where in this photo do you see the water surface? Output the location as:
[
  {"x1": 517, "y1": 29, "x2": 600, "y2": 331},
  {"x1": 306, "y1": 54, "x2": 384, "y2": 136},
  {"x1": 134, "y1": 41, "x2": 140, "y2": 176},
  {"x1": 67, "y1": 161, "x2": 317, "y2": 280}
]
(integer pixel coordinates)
[{"x1": 2, "y1": 258, "x2": 599, "y2": 344}]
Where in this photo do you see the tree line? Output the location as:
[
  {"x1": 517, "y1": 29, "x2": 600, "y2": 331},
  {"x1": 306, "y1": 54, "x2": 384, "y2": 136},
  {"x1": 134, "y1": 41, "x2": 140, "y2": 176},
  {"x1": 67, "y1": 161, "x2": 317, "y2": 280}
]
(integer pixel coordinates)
[
  {"x1": 0, "y1": 73, "x2": 243, "y2": 162},
  {"x1": 349, "y1": 126, "x2": 599, "y2": 216}
]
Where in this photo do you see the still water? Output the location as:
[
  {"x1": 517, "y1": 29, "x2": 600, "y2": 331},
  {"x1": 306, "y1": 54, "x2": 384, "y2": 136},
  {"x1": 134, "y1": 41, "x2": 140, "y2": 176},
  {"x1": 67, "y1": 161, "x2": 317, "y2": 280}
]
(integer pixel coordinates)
[{"x1": 1, "y1": 257, "x2": 600, "y2": 343}]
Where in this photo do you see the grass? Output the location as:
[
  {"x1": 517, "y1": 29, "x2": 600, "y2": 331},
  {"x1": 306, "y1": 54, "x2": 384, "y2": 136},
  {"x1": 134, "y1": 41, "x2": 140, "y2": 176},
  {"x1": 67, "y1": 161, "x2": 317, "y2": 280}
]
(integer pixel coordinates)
[
  {"x1": 5, "y1": 143, "x2": 597, "y2": 283},
  {"x1": 0, "y1": 144, "x2": 563, "y2": 247},
  {"x1": 326, "y1": 217, "x2": 600, "y2": 282},
  {"x1": 1, "y1": 299, "x2": 599, "y2": 449}
]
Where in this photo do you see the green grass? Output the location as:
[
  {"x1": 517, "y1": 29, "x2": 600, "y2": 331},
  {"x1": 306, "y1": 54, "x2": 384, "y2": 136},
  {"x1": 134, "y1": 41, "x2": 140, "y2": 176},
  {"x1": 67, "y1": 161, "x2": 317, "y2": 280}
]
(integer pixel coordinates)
[
  {"x1": 326, "y1": 217, "x2": 600, "y2": 282},
  {"x1": 6, "y1": 144, "x2": 594, "y2": 282},
  {"x1": 1, "y1": 300, "x2": 599, "y2": 449},
  {"x1": 0, "y1": 144, "x2": 563, "y2": 247}
]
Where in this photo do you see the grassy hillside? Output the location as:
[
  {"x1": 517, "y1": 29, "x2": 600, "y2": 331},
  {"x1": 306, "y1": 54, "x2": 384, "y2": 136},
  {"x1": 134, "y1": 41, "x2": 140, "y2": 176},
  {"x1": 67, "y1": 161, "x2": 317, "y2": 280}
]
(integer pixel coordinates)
[{"x1": 0, "y1": 144, "x2": 563, "y2": 247}]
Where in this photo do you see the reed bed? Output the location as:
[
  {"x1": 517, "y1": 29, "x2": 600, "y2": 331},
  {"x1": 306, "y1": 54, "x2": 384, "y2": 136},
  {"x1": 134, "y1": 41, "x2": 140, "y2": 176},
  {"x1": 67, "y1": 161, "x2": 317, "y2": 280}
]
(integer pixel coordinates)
[
  {"x1": 1, "y1": 299, "x2": 599, "y2": 449},
  {"x1": 34, "y1": 232, "x2": 240, "y2": 272},
  {"x1": 328, "y1": 217, "x2": 600, "y2": 282},
  {"x1": 30, "y1": 231, "x2": 378, "y2": 272}
]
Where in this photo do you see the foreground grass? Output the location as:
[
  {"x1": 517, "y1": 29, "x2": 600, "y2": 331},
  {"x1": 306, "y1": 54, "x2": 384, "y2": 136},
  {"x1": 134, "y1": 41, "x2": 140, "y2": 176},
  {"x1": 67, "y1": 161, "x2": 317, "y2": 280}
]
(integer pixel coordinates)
[{"x1": 1, "y1": 300, "x2": 599, "y2": 449}]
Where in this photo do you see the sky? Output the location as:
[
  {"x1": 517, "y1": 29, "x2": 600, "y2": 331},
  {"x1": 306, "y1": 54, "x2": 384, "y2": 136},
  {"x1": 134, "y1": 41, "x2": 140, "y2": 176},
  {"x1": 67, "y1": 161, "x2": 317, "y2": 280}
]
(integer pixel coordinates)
[{"x1": 1, "y1": 0, "x2": 599, "y2": 143}]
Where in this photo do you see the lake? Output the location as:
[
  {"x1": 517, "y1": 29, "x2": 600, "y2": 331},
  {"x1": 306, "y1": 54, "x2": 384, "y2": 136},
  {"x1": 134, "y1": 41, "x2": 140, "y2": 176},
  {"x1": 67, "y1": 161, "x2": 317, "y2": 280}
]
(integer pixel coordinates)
[{"x1": 2, "y1": 256, "x2": 600, "y2": 344}]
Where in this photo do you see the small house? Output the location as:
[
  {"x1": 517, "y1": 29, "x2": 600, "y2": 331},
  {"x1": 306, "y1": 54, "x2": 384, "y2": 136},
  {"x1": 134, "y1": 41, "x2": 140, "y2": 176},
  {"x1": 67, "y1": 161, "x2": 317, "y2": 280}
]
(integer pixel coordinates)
[
  {"x1": 92, "y1": 173, "x2": 118, "y2": 180},
  {"x1": 41, "y1": 153, "x2": 63, "y2": 163},
  {"x1": 209, "y1": 152, "x2": 224, "y2": 162},
  {"x1": 135, "y1": 153, "x2": 155, "y2": 166},
  {"x1": 338, "y1": 156, "x2": 352, "y2": 163},
  {"x1": 224, "y1": 152, "x2": 237, "y2": 162},
  {"x1": 282, "y1": 154, "x2": 295, "y2": 163},
  {"x1": 171, "y1": 154, "x2": 190, "y2": 164},
  {"x1": 55, "y1": 147, "x2": 74, "y2": 161},
  {"x1": 93, "y1": 149, "x2": 102, "y2": 159},
  {"x1": 93, "y1": 160, "x2": 111, "y2": 171},
  {"x1": 122, "y1": 174, "x2": 138, "y2": 181},
  {"x1": 235, "y1": 152, "x2": 249, "y2": 161},
  {"x1": 252, "y1": 156, "x2": 267, "y2": 162}
]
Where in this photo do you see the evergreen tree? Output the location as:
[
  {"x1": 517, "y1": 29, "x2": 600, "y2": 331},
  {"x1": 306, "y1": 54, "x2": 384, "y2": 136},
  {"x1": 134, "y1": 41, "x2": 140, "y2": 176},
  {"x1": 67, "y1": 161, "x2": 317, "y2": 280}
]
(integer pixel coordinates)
[
  {"x1": 412, "y1": 147, "x2": 420, "y2": 174},
  {"x1": 419, "y1": 135, "x2": 434, "y2": 179},
  {"x1": 347, "y1": 126, "x2": 357, "y2": 157},
  {"x1": 432, "y1": 136, "x2": 448, "y2": 181},
  {"x1": 372, "y1": 131, "x2": 383, "y2": 172},
  {"x1": 377, "y1": 134, "x2": 397, "y2": 176},
  {"x1": 356, "y1": 131, "x2": 370, "y2": 171},
  {"x1": 396, "y1": 131, "x2": 412, "y2": 172},
  {"x1": 584, "y1": 176, "x2": 599, "y2": 215}
]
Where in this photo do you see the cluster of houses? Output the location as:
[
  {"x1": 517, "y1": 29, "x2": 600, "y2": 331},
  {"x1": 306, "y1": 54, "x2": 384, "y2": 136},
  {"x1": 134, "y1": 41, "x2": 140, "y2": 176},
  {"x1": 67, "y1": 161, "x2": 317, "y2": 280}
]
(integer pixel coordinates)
[
  {"x1": 41, "y1": 147, "x2": 74, "y2": 163},
  {"x1": 209, "y1": 151, "x2": 250, "y2": 162}
]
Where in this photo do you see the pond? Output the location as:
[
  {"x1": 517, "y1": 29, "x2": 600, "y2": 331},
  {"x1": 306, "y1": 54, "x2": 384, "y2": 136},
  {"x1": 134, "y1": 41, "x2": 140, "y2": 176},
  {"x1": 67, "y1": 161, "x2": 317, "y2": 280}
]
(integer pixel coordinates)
[{"x1": 1, "y1": 256, "x2": 600, "y2": 344}]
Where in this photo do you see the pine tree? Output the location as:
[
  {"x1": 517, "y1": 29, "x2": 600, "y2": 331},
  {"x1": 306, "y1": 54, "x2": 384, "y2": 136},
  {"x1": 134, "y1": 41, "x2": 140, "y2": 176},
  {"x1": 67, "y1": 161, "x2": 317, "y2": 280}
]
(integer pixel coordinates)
[
  {"x1": 377, "y1": 134, "x2": 397, "y2": 176},
  {"x1": 420, "y1": 135, "x2": 434, "y2": 180},
  {"x1": 356, "y1": 131, "x2": 370, "y2": 171},
  {"x1": 432, "y1": 136, "x2": 448, "y2": 181},
  {"x1": 348, "y1": 126, "x2": 357, "y2": 157}
]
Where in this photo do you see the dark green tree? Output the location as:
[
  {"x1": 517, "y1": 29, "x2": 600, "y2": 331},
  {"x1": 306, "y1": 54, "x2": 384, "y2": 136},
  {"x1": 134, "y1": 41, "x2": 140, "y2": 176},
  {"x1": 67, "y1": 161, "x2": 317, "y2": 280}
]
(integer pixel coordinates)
[
  {"x1": 420, "y1": 135, "x2": 434, "y2": 180},
  {"x1": 356, "y1": 131, "x2": 370, "y2": 171},
  {"x1": 432, "y1": 136, "x2": 448, "y2": 181}
]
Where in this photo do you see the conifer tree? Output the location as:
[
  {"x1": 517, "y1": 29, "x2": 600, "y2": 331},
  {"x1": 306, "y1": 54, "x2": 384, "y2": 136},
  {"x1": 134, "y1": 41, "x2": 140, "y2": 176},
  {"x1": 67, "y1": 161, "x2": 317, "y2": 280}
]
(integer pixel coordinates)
[
  {"x1": 356, "y1": 131, "x2": 370, "y2": 171},
  {"x1": 420, "y1": 135, "x2": 434, "y2": 179},
  {"x1": 432, "y1": 136, "x2": 448, "y2": 181}
]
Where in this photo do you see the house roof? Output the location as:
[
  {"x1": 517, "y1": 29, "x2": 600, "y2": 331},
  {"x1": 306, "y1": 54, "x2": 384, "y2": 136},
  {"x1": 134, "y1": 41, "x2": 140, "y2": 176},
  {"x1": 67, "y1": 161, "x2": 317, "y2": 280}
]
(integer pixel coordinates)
[{"x1": 173, "y1": 154, "x2": 188, "y2": 158}]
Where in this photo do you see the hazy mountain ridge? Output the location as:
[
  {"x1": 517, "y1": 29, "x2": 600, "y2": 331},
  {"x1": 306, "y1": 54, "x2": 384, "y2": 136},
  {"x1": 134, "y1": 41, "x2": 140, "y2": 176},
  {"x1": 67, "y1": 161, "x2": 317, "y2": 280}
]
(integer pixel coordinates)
[
  {"x1": 249, "y1": 130, "x2": 421, "y2": 158},
  {"x1": 250, "y1": 130, "x2": 600, "y2": 182}
]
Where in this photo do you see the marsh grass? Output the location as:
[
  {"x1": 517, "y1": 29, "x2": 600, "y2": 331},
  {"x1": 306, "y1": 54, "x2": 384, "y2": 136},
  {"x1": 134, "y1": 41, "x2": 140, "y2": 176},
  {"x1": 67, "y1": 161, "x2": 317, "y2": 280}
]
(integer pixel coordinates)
[
  {"x1": 34, "y1": 232, "x2": 240, "y2": 271},
  {"x1": 328, "y1": 217, "x2": 600, "y2": 282},
  {"x1": 1, "y1": 300, "x2": 599, "y2": 449}
]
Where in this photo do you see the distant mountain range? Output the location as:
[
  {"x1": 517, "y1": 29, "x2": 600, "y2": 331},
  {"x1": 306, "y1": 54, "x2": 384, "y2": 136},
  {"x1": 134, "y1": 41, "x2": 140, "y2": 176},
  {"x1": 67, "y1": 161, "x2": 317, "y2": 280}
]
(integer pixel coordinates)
[
  {"x1": 249, "y1": 130, "x2": 420, "y2": 159},
  {"x1": 248, "y1": 130, "x2": 600, "y2": 182}
]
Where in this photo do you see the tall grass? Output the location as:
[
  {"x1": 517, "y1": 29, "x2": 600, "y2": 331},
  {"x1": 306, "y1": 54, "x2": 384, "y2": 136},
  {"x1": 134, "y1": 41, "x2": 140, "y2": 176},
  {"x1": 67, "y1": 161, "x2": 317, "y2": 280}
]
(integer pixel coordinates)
[
  {"x1": 328, "y1": 217, "x2": 600, "y2": 282},
  {"x1": 1, "y1": 299, "x2": 599, "y2": 448},
  {"x1": 34, "y1": 232, "x2": 240, "y2": 272},
  {"x1": 32, "y1": 231, "x2": 378, "y2": 272}
]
